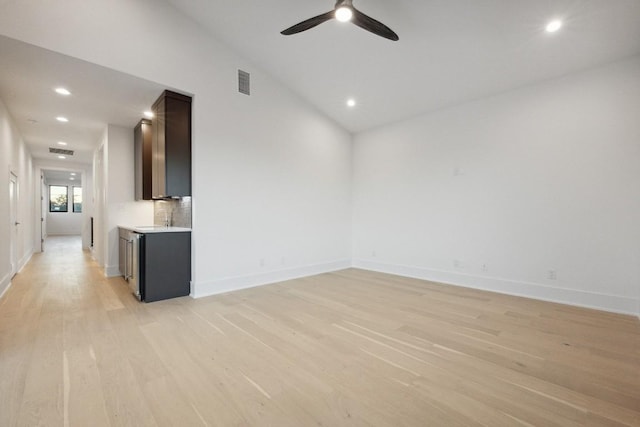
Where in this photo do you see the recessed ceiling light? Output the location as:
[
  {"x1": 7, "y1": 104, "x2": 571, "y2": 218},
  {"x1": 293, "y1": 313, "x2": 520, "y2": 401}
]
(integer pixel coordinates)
[
  {"x1": 57, "y1": 141, "x2": 68, "y2": 146},
  {"x1": 56, "y1": 116, "x2": 69, "y2": 123},
  {"x1": 55, "y1": 87, "x2": 71, "y2": 96},
  {"x1": 335, "y1": 7, "x2": 353, "y2": 22},
  {"x1": 143, "y1": 111, "x2": 154, "y2": 118},
  {"x1": 347, "y1": 98, "x2": 357, "y2": 108},
  {"x1": 58, "y1": 155, "x2": 66, "y2": 159},
  {"x1": 69, "y1": 177, "x2": 75, "y2": 181},
  {"x1": 546, "y1": 20, "x2": 563, "y2": 33},
  {"x1": 70, "y1": 172, "x2": 76, "y2": 176}
]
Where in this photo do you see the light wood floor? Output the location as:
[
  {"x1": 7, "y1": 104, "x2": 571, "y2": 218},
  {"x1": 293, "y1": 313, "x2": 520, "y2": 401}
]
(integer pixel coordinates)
[{"x1": 1, "y1": 236, "x2": 639, "y2": 426}]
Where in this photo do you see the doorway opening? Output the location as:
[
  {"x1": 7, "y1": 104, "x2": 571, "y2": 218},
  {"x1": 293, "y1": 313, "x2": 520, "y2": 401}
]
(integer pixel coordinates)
[{"x1": 41, "y1": 169, "x2": 85, "y2": 252}]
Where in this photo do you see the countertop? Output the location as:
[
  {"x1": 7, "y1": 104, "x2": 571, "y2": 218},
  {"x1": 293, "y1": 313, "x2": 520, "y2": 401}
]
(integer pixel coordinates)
[{"x1": 118, "y1": 225, "x2": 191, "y2": 233}]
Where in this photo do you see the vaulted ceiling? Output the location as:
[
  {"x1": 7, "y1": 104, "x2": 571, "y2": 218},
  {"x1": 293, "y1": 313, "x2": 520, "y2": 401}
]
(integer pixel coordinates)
[
  {"x1": 1, "y1": 1, "x2": 639, "y2": 164},
  {"x1": 166, "y1": 0, "x2": 640, "y2": 132}
]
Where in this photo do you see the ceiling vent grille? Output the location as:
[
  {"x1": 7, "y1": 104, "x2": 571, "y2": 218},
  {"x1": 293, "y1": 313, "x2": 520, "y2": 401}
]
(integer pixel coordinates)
[
  {"x1": 49, "y1": 147, "x2": 74, "y2": 156},
  {"x1": 238, "y1": 69, "x2": 250, "y2": 95}
]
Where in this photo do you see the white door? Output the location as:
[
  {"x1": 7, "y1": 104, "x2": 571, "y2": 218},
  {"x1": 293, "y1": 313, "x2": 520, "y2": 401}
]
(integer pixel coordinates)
[{"x1": 9, "y1": 172, "x2": 18, "y2": 277}]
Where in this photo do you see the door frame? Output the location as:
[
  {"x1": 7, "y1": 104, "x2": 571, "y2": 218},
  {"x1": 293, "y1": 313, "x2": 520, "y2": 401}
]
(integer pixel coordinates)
[
  {"x1": 40, "y1": 173, "x2": 46, "y2": 251},
  {"x1": 9, "y1": 171, "x2": 18, "y2": 277}
]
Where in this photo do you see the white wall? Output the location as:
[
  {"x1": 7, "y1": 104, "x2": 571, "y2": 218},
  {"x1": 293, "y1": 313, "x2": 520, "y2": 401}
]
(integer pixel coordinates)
[
  {"x1": 353, "y1": 56, "x2": 640, "y2": 316},
  {"x1": 97, "y1": 125, "x2": 154, "y2": 276},
  {"x1": 0, "y1": 96, "x2": 34, "y2": 298},
  {"x1": 92, "y1": 143, "x2": 106, "y2": 268},
  {"x1": 0, "y1": 0, "x2": 352, "y2": 293},
  {"x1": 81, "y1": 166, "x2": 94, "y2": 250}
]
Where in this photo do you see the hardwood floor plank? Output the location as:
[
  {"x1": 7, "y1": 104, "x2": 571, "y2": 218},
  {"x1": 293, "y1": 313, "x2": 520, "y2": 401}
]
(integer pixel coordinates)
[
  {"x1": 90, "y1": 328, "x2": 158, "y2": 427},
  {"x1": 1, "y1": 236, "x2": 639, "y2": 426},
  {"x1": 16, "y1": 280, "x2": 65, "y2": 426}
]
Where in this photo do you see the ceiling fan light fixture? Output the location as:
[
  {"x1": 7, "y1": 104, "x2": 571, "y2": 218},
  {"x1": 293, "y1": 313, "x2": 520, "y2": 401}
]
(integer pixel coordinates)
[
  {"x1": 546, "y1": 19, "x2": 562, "y2": 33},
  {"x1": 335, "y1": 6, "x2": 353, "y2": 22},
  {"x1": 280, "y1": 0, "x2": 398, "y2": 41}
]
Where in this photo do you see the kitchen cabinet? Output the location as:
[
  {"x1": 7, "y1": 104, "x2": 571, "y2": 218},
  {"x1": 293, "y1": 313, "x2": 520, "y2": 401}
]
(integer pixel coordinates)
[
  {"x1": 142, "y1": 231, "x2": 191, "y2": 302},
  {"x1": 119, "y1": 226, "x2": 191, "y2": 302},
  {"x1": 134, "y1": 118, "x2": 153, "y2": 200},
  {"x1": 151, "y1": 90, "x2": 192, "y2": 198}
]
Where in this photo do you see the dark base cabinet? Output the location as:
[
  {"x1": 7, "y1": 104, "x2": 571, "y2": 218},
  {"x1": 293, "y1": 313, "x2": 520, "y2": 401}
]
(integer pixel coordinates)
[{"x1": 140, "y1": 232, "x2": 191, "y2": 302}]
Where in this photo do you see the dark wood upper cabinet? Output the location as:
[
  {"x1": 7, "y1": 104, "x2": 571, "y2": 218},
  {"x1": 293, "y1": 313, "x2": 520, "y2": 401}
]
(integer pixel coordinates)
[
  {"x1": 134, "y1": 119, "x2": 153, "y2": 200},
  {"x1": 151, "y1": 90, "x2": 192, "y2": 198}
]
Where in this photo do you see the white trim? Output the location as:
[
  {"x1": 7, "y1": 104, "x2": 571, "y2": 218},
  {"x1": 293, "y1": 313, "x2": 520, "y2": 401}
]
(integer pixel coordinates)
[
  {"x1": 0, "y1": 271, "x2": 11, "y2": 302},
  {"x1": 191, "y1": 259, "x2": 352, "y2": 298},
  {"x1": 104, "y1": 264, "x2": 121, "y2": 277},
  {"x1": 353, "y1": 259, "x2": 640, "y2": 317},
  {"x1": 17, "y1": 249, "x2": 33, "y2": 273},
  {"x1": 9, "y1": 170, "x2": 18, "y2": 277}
]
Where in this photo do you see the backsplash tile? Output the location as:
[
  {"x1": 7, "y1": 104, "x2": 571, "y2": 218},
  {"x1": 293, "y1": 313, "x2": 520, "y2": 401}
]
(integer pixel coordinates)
[{"x1": 154, "y1": 197, "x2": 192, "y2": 228}]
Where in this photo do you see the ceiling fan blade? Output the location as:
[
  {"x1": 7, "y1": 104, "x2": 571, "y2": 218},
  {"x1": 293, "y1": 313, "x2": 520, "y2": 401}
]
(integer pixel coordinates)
[
  {"x1": 281, "y1": 11, "x2": 335, "y2": 35},
  {"x1": 351, "y1": 7, "x2": 399, "y2": 41}
]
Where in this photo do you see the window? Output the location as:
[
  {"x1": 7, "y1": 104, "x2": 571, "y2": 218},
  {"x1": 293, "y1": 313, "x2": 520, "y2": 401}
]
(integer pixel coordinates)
[
  {"x1": 49, "y1": 185, "x2": 68, "y2": 212},
  {"x1": 73, "y1": 187, "x2": 82, "y2": 213}
]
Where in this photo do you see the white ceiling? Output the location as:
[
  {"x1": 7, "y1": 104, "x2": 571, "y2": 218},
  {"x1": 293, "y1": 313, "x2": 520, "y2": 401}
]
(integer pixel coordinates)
[
  {"x1": 0, "y1": 36, "x2": 167, "y2": 164},
  {"x1": 1, "y1": 0, "x2": 639, "y2": 165},
  {"x1": 43, "y1": 169, "x2": 83, "y2": 185},
  {"x1": 167, "y1": 0, "x2": 640, "y2": 133}
]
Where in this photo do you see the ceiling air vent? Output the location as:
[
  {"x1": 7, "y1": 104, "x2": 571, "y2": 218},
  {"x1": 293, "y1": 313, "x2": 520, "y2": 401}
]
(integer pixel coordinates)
[
  {"x1": 238, "y1": 69, "x2": 250, "y2": 95},
  {"x1": 49, "y1": 147, "x2": 74, "y2": 156}
]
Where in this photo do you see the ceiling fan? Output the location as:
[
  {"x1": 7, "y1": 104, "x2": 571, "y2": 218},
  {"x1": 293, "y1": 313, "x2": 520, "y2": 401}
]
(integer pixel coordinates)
[{"x1": 281, "y1": 0, "x2": 399, "y2": 41}]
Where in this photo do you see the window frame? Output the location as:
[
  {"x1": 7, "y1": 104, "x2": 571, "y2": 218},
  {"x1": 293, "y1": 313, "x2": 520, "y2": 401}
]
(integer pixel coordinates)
[
  {"x1": 72, "y1": 186, "x2": 82, "y2": 213},
  {"x1": 49, "y1": 185, "x2": 69, "y2": 213}
]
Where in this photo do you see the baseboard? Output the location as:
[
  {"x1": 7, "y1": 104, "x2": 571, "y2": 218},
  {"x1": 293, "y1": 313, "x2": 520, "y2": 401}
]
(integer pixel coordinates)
[
  {"x1": 191, "y1": 259, "x2": 352, "y2": 299},
  {"x1": 353, "y1": 259, "x2": 640, "y2": 317},
  {"x1": 104, "y1": 264, "x2": 121, "y2": 278},
  {"x1": 0, "y1": 248, "x2": 34, "y2": 303},
  {"x1": 18, "y1": 248, "x2": 33, "y2": 273},
  {"x1": 0, "y1": 271, "x2": 11, "y2": 303}
]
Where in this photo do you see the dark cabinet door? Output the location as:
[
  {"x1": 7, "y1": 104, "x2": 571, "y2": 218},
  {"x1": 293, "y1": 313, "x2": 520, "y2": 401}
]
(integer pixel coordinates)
[
  {"x1": 142, "y1": 232, "x2": 191, "y2": 302},
  {"x1": 134, "y1": 119, "x2": 153, "y2": 200},
  {"x1": 151, "y1": 90, "x2": 191, "y2": 198}
]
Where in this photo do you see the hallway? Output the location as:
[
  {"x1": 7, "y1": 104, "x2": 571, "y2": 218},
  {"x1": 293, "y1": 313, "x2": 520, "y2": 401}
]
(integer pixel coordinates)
[{"x1": 0, "y1": 235, "x2": 135, "y2": 426}]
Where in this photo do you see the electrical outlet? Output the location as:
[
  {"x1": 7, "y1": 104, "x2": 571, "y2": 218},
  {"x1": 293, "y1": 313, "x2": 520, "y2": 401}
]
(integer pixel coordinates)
[
  {"x1": 371, "y1": 250, "x2": 377, "y2": 258},
  {"x1": 260, "y1": 258, "x2": 265, "y2": 267},
  {"x1": 454, "y1": 259, "x2": 463, "y2": 269},
  {"x1": 548, "y1": 270, "x2": 557, "y2": 280},
  {"x1": 481, "y1": 264, "x2": 488, "y2": 272}
]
